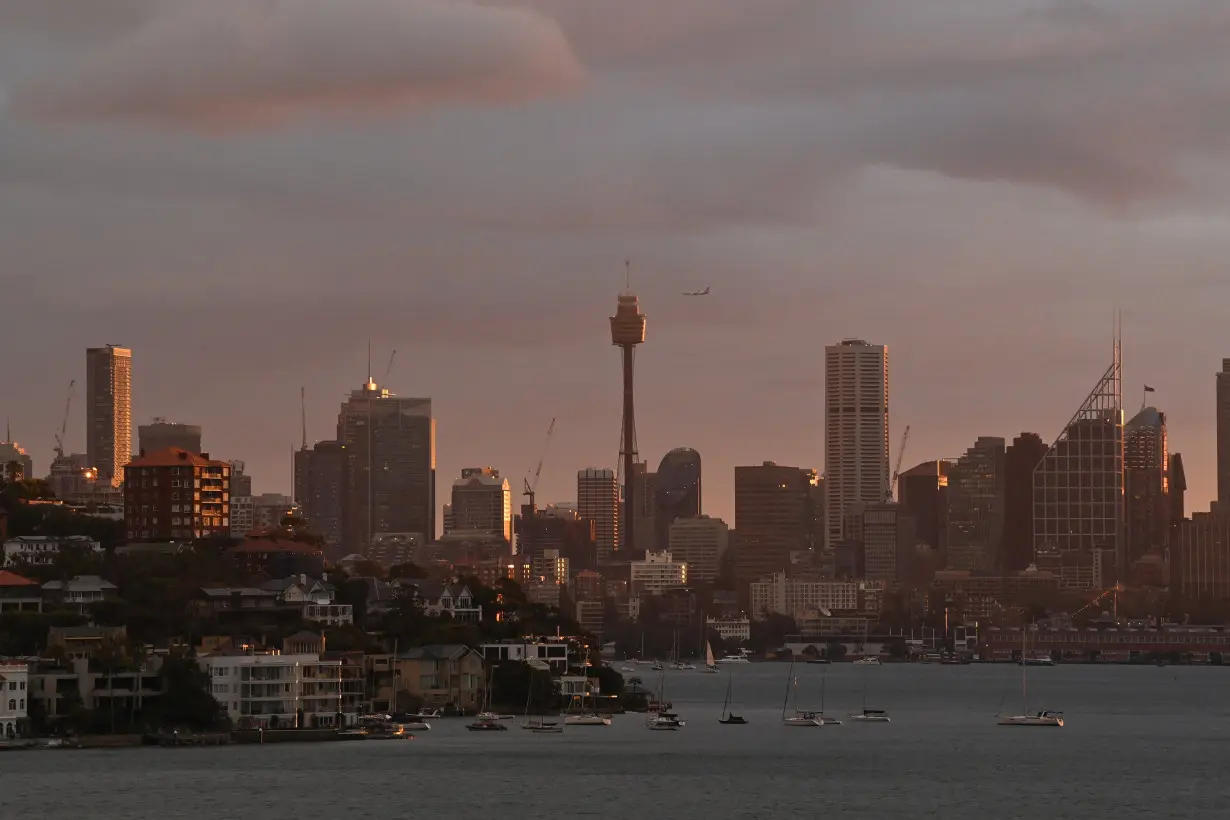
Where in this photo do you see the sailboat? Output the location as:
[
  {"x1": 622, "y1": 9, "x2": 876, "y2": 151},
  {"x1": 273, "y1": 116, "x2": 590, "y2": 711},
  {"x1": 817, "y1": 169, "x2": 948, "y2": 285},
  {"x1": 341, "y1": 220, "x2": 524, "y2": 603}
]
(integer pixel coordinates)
[
  {"x1": 522, "y1": 667, "x2": 563, "y2": 733},
  {"x1": 718, "y1": 672, "x2": 748, "y2": 725},
  {"x1": 817, "y1": 663, "x2": 841, "y2": 725},
  {"x1": 998, "y1": 628, "x2": 1064, "y2": 727},
  {"x1": 782, "y1": 659, "x2": 823, "y2": 726},
  {"x1": 849, "y1": 642, "x2": 890, "y2": 722},
  {"x1": 565, "y1": 653, "x2": 611, "y2": 726},
  {"x1": 468, "y1": 666, "x2": 509, "y2": 731},
  {"x1": 648, "y1": 669, "x2": 685, "y2": 730},
  {"x1": 702, "y1": 641, "x2": 719, "y2": 673}
]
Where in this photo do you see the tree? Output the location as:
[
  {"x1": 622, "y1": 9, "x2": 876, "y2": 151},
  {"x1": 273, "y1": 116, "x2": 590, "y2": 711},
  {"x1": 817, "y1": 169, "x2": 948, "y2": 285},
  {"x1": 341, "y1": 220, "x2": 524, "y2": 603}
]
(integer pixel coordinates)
[
  {"x1": 824, "y1": 641, "x2": 848, "y2": 661},
  {"x1": 748, "y1": 614, "x2": 796, "y2": 653},
  {"x1": 146, "y1": 651, "x2": 228, "y2": 732}
]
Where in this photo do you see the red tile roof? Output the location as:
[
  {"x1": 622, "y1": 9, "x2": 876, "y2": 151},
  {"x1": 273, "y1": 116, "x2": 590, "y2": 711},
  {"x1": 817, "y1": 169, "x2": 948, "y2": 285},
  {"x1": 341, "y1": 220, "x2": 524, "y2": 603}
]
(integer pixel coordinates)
[
  {"x1": 0, "y1": 569, "x2": 37, "y2": 587},
  {"x1": 125, "y1": 447, "x2": 227, "y2": 468}
]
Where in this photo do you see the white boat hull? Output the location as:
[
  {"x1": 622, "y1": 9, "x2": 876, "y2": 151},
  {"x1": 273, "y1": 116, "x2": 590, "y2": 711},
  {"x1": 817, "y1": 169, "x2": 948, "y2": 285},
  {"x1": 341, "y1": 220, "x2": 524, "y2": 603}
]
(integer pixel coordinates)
[
  {"x1": 998, "y1": 715, "x2": 1063, "y2": 727},
  {"x1": 849, "y1": 714, "x2": 890, "y2": 723},
  {"x1": 783, "y1": 717, "x2": 824, "y2": 727},
  {"x1": 564, "y1": 714, "x2": 611, "y2": 726}
]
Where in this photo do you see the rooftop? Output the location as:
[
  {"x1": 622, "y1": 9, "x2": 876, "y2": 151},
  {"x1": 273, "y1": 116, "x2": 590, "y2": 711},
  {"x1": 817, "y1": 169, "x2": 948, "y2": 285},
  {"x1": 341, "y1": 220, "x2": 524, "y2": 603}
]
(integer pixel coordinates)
[
  {"x1": 0, "y1": 569, "x2": 37, "y2": 587},
  {"x1": 126, "y1": 447, "x2": 227, "y2": 468}
]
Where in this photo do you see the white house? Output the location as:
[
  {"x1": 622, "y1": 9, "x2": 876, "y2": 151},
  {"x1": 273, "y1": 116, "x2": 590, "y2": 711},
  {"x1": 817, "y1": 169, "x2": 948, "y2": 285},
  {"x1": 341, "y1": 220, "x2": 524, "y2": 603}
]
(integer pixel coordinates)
[
  {"x1": 198, "y1": 651, "x2": 352, "y2": 729},
  {"x1": 707, "y1": 616, "x2": 751, "y2": 643},
  {"x1": 3, "y1": 536, "x2": 103, "y2": 567},
  {"x1": 480, "y1": 640, "x2": 570, "y2": 671},
  {"x1": 0, "y1": 661, "x2": 30, "y2": 740},
  {"x1": 42, "y1": 575, "x2": 118, "y2": 613},
  {"x1": 416, "y1": 582, "x2": 483, "y2": 623},
  {"x1": 261, "y1": 575, "x2": 353, "y2": 628}
]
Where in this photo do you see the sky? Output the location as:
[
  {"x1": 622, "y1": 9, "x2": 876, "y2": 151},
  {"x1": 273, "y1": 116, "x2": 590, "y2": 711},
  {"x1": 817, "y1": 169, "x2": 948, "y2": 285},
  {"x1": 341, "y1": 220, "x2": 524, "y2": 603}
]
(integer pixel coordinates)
[{"x1": 4, "y1": 0, "x2": 1230, "y2": 530}]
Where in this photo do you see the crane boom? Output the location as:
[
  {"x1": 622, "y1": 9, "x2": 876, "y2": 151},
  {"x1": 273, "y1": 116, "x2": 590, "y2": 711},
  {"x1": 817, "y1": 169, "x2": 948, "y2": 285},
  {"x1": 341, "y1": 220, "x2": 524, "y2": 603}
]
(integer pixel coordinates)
[
  {"x1": 888, "y1": 424, "x2": 910, "y2": 501},
  {"x1": 523, "y1": 418, "x2": 557, "y2": 510},
  {"x1": 383, "y1": 349, "x2": 396, "y2": 383},
  {"x1": 54, "y1": 379, "x2": 75, "y2": 460}
]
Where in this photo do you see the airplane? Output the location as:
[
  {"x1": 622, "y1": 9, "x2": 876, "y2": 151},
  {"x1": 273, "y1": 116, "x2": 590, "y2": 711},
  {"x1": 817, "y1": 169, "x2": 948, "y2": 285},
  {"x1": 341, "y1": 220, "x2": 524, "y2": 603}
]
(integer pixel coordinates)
[{"x1": 683, "y1": 287, "x2": 711, "y2": 296}]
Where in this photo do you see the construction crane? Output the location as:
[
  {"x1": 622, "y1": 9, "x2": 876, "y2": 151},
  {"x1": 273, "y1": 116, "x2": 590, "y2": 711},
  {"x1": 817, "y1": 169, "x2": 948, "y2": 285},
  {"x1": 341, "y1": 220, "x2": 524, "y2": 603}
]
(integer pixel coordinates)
[
  {"x1": 522, "y1": 417, "x2": 557, "y2": 511},
  {"x1": 887, "y1": 424, "x2": 910, "y2": 501},
  {"x1": 53, "y1": 379, "x2": 75, "y2": 460},
  {"x1": 383, "y1": 349, "x2": 396, "y2": 383}
]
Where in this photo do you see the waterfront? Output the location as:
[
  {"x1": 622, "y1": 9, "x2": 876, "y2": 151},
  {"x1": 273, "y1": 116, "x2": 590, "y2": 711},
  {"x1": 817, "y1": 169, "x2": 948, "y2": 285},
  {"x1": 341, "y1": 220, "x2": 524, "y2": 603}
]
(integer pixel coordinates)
[{"x1": 4, "y1": 664, "x2": 1227, "y2": 819}]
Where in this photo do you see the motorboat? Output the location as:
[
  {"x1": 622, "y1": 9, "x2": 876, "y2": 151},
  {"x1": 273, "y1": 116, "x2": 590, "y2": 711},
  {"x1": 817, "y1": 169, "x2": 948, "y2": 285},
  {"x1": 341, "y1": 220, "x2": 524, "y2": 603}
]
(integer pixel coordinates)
[
  {"x1": 400, "y1": 719, "x2": 431, "y2": 731},
  {"x1": 848, "y1": 709, "x2": 891, "y2": 723},
  {"x1": 476, "y1": 711, "x2": 515, "y2": 721},
  {"x1": 999, "y1": 710, "x2": 1064, "y2": 727},
  {"x1": 852, "y1": 657, "x2": 882, "y2": 666},
  {"x1": 1021, "y1": 655, "x2": 1055, "y2": 666},
  {"x1": 466, "y1": 718, "x2": 508, "y2": 732},
  {"x1": 620, "y1": 665, "x2": 635, "y2": 673},
  {"x1": 415, "y1": 708, "x2": 441, "y2": 718},
  {"x1": 651, "y1": 662, "x2": 665, "y2": 672},
  {"x1": 565, "y1": 713, "x2": 612, "y2": 726},
  {"x1": 715, "y1": 654, "x2": 751, "y2": 664},
  {"x1": 648, "y1": 711, "x2": 685, "y2": 730},
  {"x1": 783, "y1": 711, "x2": 824, "y2": 727}
]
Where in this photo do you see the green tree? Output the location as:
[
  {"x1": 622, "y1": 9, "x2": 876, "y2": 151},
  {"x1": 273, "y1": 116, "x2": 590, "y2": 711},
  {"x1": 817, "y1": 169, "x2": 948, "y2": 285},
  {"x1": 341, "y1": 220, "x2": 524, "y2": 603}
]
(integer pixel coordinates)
[
  {"x1": 824, "y1": 641, "x2": 848, "y2": 661},
  {"x1": 145, "y1": 651, "x2": 228, "y2": 731}
]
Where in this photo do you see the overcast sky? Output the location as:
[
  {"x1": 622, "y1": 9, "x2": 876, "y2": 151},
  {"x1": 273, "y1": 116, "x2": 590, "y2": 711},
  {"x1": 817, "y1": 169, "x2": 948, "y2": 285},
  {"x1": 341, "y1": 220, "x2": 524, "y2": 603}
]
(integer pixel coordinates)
[{"x1": 3, "y1": 0, "x2": 1230, "y2": 527}]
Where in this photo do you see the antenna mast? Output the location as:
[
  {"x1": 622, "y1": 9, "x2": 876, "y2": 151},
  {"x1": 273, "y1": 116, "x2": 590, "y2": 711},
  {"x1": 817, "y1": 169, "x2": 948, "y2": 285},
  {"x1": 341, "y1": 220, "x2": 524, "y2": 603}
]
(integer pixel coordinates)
[{"x1": 300, "y1": 386, "x2": 307, "y2": 450}]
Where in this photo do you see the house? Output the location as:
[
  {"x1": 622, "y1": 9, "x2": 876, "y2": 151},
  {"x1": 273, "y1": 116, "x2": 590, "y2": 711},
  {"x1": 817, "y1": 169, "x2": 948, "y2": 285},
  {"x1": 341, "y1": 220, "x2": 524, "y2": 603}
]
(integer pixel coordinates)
[
  {"x1": 46, "y1": 625, "x2": 128, "y2": 663},
  {"x1": 480, "y1": 640, "x2": 571, "y2": 672},
  {"x1": 388, "y1": 645, "x2": 485, "y2": 713},
  {"x1": 322, "y1": 650, "x2": 366, "y2": 718},
  {"x1": 283, "y1": 631, "x2": 325, "y2": 656},
  {"x1": 42, "y1": 575, "x2": 119, "y2": 613},
  {"x1": 414, "y1": 582, "x2": 483, "y2": 622},
  {"x1": 1, "y1": 661, "x2": 30, "y2": 740},
  {"x1": 2, "y1": 535, "x2": 103, "y2": 567},
  {"x1": 28, "y1": 655, "x2": 162, "y2": 725},
  {"x1": 197, "y1": 651, "x2": 351, "y2": 729},
  {"x1": 195, "y1": 587, "x2": 280, "y2": 617},
  {"x1": 0, "y1": 569, "x2": 41, "y2": 613},
  {"x1": 261, "y1": 575, "x2": 353, "y2": 628},
  {"x1": 227, "y1": 536, "x2": 324, "y2": 578}
]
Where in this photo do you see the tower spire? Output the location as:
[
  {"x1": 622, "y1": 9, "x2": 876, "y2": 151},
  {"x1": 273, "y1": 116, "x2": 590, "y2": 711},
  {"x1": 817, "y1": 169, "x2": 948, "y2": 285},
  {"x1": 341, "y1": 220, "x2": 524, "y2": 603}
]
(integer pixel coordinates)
[{"x1": 300, "y1": 386, "x2": 307, "y2": 450}]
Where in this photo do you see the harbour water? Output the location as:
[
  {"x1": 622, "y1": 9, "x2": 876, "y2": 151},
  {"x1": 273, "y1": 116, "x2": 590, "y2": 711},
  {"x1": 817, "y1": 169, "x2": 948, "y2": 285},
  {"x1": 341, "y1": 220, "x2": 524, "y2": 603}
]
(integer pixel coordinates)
[{"x1": 5, "y1": 663, "x2": 1227, "y2": 819}]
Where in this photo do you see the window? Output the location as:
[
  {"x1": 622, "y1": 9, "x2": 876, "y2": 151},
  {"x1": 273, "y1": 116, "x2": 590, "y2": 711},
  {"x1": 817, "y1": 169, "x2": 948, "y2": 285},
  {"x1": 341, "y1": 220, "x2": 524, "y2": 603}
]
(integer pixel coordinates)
[{"x1": 7, "y1": 699, "x2": 13, "y2": 710}]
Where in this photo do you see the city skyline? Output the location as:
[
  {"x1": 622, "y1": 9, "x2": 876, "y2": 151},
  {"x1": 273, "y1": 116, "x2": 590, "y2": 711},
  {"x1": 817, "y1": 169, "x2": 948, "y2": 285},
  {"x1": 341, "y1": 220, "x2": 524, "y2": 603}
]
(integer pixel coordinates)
[{"x1": 4, "y1": 2, "x2": 1230, "y2": 527}]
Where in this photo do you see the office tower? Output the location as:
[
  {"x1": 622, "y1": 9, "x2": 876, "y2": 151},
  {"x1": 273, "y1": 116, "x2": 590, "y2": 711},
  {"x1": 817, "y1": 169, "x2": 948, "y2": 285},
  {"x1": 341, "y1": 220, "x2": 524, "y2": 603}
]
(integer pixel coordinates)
[
  {"x1": 610, "y1": 285, "x2": 647, "y2": 556},
  {"x1": 123, "y1": 448, "x2": 230, "y2": 541},
  {"x1": 1169, "y1": 453, "x2": 1187, "y2": 527},
  {"x1": 229, "y1": 460, "x2": 253, "y2": 496},
  {"x1": 1171, "y1": 509, "x2": 1230, "y2": 600},
  {"x1": 138, "y1": 420, "x2": 201, "y2": 455},
  {"x1": 1033, "y1": 341, "x2": 1124, "y2": 590},
  {"x1": 1003, "y1": 433, "x2": 1047, "y2": 572},
  {"x1": 862, "y1": 501, "x2": 915, "y2": 584},
  {"x1": 733, "y1": 462, "x2": 818, "y2": 586},
  {"x1": 898, "y1": 460, "x2": 951, "y2": 557},
  {"x1": 515, "y1": 503, "x2": 597, "y2": 569},
  {"x1": 824, "y1": 339, "x2": 889, "y2": 550},
  {"x1": 945, "y1": 437, "x2": 1006, "y2": 571},
  {"x1": 578, "y1": 468, "x2": 619, "y2": 562},
  {"x1": 667, "y1": 515, "x2": 728, "y2": 583},
  {"x1": 1124, "y1": 407, "x2": 1169, "y2": 563},
  {"x1": 449, "y1": 467, "x2": 512, "y2": 542},
  {"x1": 0, "y1": 427, "x2": 33, "y2": 481},
  {"x1": 86, "y1": 345, "x2": 132, "y2": 487},
  {"x1": 338, "y1": 376, "x2": 435, "y2": 551},
  {"x1": 653, "y1": 447, "x2": 701, "y2": 552},
  {"x1": 627, "y1": 461, "x2": 656, "y2": 555},
  {"x1": 1218, "y1": 360, "x2": 1230, "y2": 504}
]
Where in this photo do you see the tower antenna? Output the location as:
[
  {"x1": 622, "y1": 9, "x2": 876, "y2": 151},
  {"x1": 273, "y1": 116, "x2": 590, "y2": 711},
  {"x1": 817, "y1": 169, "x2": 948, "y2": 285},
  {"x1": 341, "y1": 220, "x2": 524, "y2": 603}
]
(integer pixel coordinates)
[
  {"x1": 625, "y1": 258, "x2": 631, "y2": 290},
  {"x1": 367, "y1": 341, "x2": 372, "y2": 382},
  {"x1": 300, "y1": 386, "x2": 307, "y2": 450}
]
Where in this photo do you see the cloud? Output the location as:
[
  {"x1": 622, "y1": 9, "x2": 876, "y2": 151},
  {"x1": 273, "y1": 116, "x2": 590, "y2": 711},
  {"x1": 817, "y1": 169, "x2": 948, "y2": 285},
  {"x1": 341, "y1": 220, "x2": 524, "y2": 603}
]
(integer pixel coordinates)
[{"x1": 11, "y1": 0, "x2": 583, "y2": 130}]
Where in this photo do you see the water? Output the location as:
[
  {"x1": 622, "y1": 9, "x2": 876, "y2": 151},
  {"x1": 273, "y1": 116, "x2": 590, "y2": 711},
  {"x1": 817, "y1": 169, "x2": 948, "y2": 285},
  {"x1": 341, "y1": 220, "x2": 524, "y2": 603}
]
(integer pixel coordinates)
[{"x1": 5, "y1": 664, "x2": 1228, "y2": 819}]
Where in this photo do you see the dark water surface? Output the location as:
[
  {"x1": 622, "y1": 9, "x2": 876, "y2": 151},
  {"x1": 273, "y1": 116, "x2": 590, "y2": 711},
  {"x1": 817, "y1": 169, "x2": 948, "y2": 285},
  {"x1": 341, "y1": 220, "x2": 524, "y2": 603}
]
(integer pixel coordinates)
[{"x1": 5, "y1": 663, "x2": 1229, "y2": 819}]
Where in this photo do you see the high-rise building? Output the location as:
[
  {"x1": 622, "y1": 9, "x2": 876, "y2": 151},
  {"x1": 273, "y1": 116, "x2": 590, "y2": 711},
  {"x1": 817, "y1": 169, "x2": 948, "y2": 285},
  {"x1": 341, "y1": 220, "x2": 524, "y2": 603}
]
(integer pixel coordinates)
[
  {"x1": 337, "y1": 377, "x2": 435, "y2": 551},
  {"x1": 1125, "y1": 407, "x2": 1170, "y2": 564},
  {"x1": 86, "y1": 345, "x2": 132, "y2": 487},
  {"x1": 610, "y1": 286, "x2": 647, "y2": 556},
  {"x1": 1033, "y1": 345, "x2": 1124, "y2": 590},
  {"x1": 824, "y1": 339, "x2": 889, "y2": 550},
  {"x1": 1003, "y1": 433, "x2": 1047, "y2": 573},
  {"x1": 732, "y1": 462, "x2": 818, "y2": 587},
  {"x1": 1170, "y1": 453, "x2": 1187, "y2": 528},
  {"x1": 449, "y1": 467, "x2": 512, "y2": 542},
  {"x1": 626, "y1": 461, "x2": 656, "y2": 555},
  {"x1": 229, "y1": 460, "x2": 253, "y2": 497},
  {"x1": 1171, "y1": 506, "x2": 1230, "y2": 600},
  {"x1": 629, "y1": 551, "x2": 687, "y2": 596},
  {"x1": 667, "y1": 515, "x2": 729, "y2": 583},
  {"x1": 653, "y1": 448, "x2": 701, "y2": 552},
  {"x1": 1218, "y1": 360, "x2": 1230, "y2": 505},
  {"x1": 945, "y1": 437, "x2": 1006, "y2": 571},
  {"x1": 0, "y1": 429, "x2": 33, "y2": 482},
  {"x1": 863, "y1": 501, "x2": 915, "y2": 583},
  {"x1": 897, "y1": 460, "x2": 951, "y2": 557},
  {"x1": 138, "y1": 420, "x2": 202, "y2": 455},
  {"x1": 514, "y1": 504, "x2": 597, "y2": 569},
  {"x1": 123, "y1": 448, "x2": 230, "y2": 541},
  {"x1": 577, "y1": 468, "x2": 619, "y2": 563}
]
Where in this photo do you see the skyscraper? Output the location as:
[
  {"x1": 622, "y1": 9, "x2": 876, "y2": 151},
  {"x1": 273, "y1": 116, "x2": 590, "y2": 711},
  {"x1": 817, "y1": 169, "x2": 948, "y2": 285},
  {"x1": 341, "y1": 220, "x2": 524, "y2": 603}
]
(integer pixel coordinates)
[
  {"x1": 293, "y1": 441, "x2": 345, "y2": 553},
  {"x1": 449, "y1": 467, "x2": 512, "y2": 542},
  {"x1": 733, "y1": 462, "x2": 818, "y2": 587},
  {"x1": 86, "y1": 345, "x2": 132, "y2": 487},
  {"x1": 1003, "y1": 433, "x2": 1047, "y2": 572},
  {"x1": 653, "y1": 447, "x2": 701, "y2": 552},
  {"x1": 1033, "y1": 343, "x2": 1124, "y2": 590},
  {"x1": 337, "y1": 377, "x2": 435, "y2": 551},
  {"x1": 578, "y1": 468, "x2": 619, "y2": 563},
  {"x1": 1218, "y1": 359, "x2": 1230, "y2": 504},
  {"x1": 610, "y1": 285, "x2": 647, "y2": 557},
  {"x1": 1124, "y1": 406, "x2": 1169, "y2": 564},
  {"x1": 824, "y1": 339, "x2": 889, "y2": 551},
  {"x1": 945, "y1": 437, "x2": 1006, "y2": 571},
  {"x1": 898, "y1": 460, "x2": 951, "y2": 558}
]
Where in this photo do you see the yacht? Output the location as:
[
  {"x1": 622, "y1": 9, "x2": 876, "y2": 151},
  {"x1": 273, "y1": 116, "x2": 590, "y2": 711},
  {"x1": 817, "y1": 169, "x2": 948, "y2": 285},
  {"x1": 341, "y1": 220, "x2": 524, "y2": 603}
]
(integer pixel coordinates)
[
  {"x1": 999, "y1": 710, "x2": 1064, "y2": 727},
  {"x1": 781, "y1": 660, "x2": 825, "y2": 727},
  {"x1": 715, "y1": 654, "x2": 751, "y2": 664},
  {"x1": 648, "y1": 711, "x2": 685, "y2": 730},
  {"x1": 415, "y1": 707, "x2": 441, "y2": 718},
  {"x1": 852, "y1": 657, "x2": 882, "y2": 666},
  {"x1": 848, "y1": 709, "x2": 891, "y2": 723},
  {"x1": 400, "y1": 718, "x2": 431, "y2": 731},
  {"x1": 783, "y1": 711, "x2": 824, "y2": 727},
  {"x1": 466, "y1": 717, "x2": 508, "y2": 732},
  {"x1": 702, "y1": 642, "x2": 719, "y2": 673},
  {"x1": 1021, "y1": 655, "x2": 1055, "y2": 667},
  {"x1": 565, "y1": 713, "x2": 612, "y2": 726},
  {"x1": 651, "y1": 661, "x2": 665, "y2": 671}
]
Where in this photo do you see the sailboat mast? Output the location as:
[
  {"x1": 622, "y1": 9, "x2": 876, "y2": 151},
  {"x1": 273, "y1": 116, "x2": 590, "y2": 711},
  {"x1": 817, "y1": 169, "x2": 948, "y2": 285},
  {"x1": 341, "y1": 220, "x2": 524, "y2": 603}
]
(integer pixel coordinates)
[
  {"x1": 781, "y1": 660, "x2": 794, "y2": 719},
  {"x1": 1021, "y1": 628, "x2": 1028, "y2": 713}
]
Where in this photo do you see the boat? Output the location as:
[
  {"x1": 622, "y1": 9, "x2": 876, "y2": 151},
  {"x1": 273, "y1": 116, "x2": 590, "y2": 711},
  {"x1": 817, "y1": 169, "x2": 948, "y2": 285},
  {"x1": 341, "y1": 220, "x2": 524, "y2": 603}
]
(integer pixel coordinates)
[
  {"x1": 718, "y1": 671, "x2": 748, "y2": 725},
  {"x1": 620, "y1": 665, "x2": 635, "y2": 673},
  {"x1": 647, "y1": 670, "x2": 685, "y2": 730},
  {"x1": 522, "y1": 671, "x2": 563, "y2": 733},
  {"x1": 400, "y1": 719, "x2": 431, "y2": 731},
  {"x1": 805, "y1": 658, "x2": 831, "y2": 665},
  {"x1": 852, "y1": 657, "x2": 882, "y2": 666},
  {"x1": 1021, "y1": 655, "x2": 1055, "y2": 667},
  {"x1": 781, "y1": 659, "x2": 824, "y2": 727},
  {"x1": 476, "y1": 711, "x2": 515, "y2": 721},
  {"x1": 651, "y1": 662, "x2": 665, "y2": 672},
  {"x1": 466, "y1": 718, "x2": 508, "y2": 731},
  {"x1": 816, "y1": 663, "x2": 841, "y2": 725},
  {"x1": 999, "y1": 628, "x2": 1064, "y2": 727},
  {"x1": 849, "y1": 708, "x2": 891, "y2": 723},
  {"x1": 565, "y1": 713, "x2": 611, "y2": 726},
  {"x1": 715, "y1": 654, "x2": 751, "y2": 664},
  {"x1": 415, "y1": 707, "x2": 441, "y2": 718},
  {"x1": 702, "y1": 641, "x2": 719, "y2": 673}
]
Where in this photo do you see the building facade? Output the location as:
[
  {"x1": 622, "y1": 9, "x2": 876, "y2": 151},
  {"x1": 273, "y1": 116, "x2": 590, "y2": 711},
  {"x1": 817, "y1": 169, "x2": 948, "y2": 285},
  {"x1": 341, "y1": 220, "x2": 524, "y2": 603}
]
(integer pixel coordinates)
[
  {"x1": 863, "y1": 501, "x2": 914, "y2": 584},
  {"x1": 653, "y1": 448, "x2": 701, "y2": 552},
  {"x1": 123, "y1": 448, "x2": 231, "y2": 541},
  {"x1": 137, "y1": 421, "x2": 202, "y2": 455},
  {"x1": 448, "y1": 468, "x2": 512, "y2": 541},
  {"x1": 338, "y1": 379, "x2": 435, "y2": 551},
  {"x1": 0, "y1": 437, "x2": 34, "y2": 482},
  {"x1": 577, "y1": 468, "x2": 619, "y2": 563},
  {"x1": 667, "y1": 515, "x2": 728, "y2": 584},
  {"x1": 293, "y1": 441, "x2": 345, "y2": 552},
  {"x1": 748, "y1": 572, "x2": 862, "y2": 620},
  {"x1": 945, "y1": 437, "x2": 1006, "y2": 571},
  {"x1": 86, "y1": 345, "x2": 133, "y2": 487},
  {"x1": 199, "y1": 652, "x2": 348, "y2": 729},
  {"x1": 732, "y1": 462, "x2": 818, "y2": 587},
  {"x1": 1124, "y1": 407, "x2": 1170, "y2": 564},
  {"x1": 3, "y1": 536, "x2": 103, "y2": 567},
  {"x1": 1003, "y1": 433, "x2": 1048, "y2": 573},
  {"x1": 0, "y1": 661, "x2": 29, "y2": 739},
  {"x1": 629, "y1": 551, "x2": 687, "y2": 596},
  {"x1": 1171, "y1": 507, "x2": 1230, "y2": 601},
  {"x1": 824, "y1": 339, "x2": 889, "y2": 550},
  {"x1": 1218, "y1": 359, "x2": 1230, "y2": 505},
  {"x1": 897, "y1": 460, "x2": 950, "y2": 558}
]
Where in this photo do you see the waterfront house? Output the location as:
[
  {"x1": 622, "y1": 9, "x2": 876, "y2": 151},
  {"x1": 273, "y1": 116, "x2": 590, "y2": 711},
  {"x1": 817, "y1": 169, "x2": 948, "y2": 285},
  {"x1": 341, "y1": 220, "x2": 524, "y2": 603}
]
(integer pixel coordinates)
[
  {"x1": 47, "y1": 625, "x2": 128, "y2": 663},
  {"x1": 198, "y1": 650, "x2": 350, "y2": 729},
  {"x1": 0, "y1": 661, "x2": 30, "y2": 739},
  {"x1": 480, "y1": 639, "x2": 571, "y2": 672},
  {"x1": 194, "y1": 587, "x2": 280, "y2": 617},
  {"x1": 42, "y1": 575, "x2": 119, "y2": 614},
  {"x1": 390, "y1": 645, "x2": 485, "y2": 713},
  {"x1": 0, "y1": 569, "x2": 41, "y2": 613},
  {"x1": 28, "y1": 655, "x2": 163, "y2": 724},
  {"x1": 2, "y1": 535, "x2": 103, "y2": 567}
]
